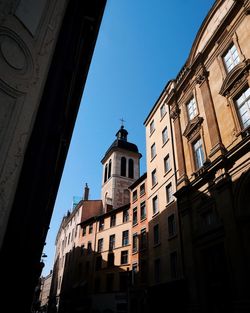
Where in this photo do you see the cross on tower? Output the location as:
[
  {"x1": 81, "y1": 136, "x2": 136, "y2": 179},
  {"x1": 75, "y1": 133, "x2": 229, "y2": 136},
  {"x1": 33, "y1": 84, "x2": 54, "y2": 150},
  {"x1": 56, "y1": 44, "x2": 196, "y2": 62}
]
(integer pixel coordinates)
[{"x1": 120, "y1": 118, "x2": 126, "y2": 127}]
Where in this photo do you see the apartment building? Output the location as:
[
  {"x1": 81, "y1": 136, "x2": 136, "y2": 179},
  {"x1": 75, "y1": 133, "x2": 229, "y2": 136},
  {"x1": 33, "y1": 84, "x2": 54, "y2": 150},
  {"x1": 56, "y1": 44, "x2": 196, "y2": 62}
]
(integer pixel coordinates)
[
  {"x1": 144, "y1": 82, "x2": 184, "y2": 312},
  {"x1": 128, "y1": 173, "x2": 148, "y2": 313},
  {"x1": 164, "y1": 0, "x2": 250, "y2": 312}
]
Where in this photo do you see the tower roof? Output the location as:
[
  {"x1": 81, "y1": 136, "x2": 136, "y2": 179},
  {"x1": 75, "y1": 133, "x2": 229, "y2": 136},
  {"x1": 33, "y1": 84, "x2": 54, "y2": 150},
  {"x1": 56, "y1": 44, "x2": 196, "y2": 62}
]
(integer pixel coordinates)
[{"x1": 101, "y1": 126, "x2": 140, "y2": 163}]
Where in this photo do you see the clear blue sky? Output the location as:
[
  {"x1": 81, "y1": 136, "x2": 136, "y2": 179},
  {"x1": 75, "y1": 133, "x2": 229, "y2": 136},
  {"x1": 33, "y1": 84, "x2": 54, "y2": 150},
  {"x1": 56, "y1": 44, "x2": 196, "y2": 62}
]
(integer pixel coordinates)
[{"x1": 42, "y1": 0, "x2": 215, "y2": 276}]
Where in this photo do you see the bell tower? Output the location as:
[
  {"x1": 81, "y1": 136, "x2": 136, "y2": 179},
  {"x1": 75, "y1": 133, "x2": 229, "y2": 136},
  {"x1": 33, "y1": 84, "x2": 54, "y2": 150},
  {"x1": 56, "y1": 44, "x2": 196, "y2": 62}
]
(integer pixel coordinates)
[{"x1": 101, "y1": 125, "x2": 141, "y2": 211}]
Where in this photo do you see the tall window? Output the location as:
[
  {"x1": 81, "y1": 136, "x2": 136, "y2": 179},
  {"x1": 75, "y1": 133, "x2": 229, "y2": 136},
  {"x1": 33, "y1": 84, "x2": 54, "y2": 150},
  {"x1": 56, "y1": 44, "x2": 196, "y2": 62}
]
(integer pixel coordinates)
[
  {"x1": 108, "y1": 159, "x2": 112, "y2": 179},
  {"x1": 133, "y1": 207, "x2": 137, "y2": 226},
  {"x1": 132, "y1": 233, "x2": 138, "y2": 253},
  {"x1": 193, "y1": 138, "x2": 205, "y2": 169},
  {"x1": 151, "y1": 143, "x2": 156, "y2": 159},
  {"x1": 168, "y1": 214, "x2": 176, "y2": 237},
  {"x1": 87, "y1": 242, "x2": 92, "y2": 254},
  {"x1": 132, "y1": 190, "x2": 138, "y2": 202},
  {"x1": 150, "y1": 120, "x2": 155, "y2": 134},
  {"x1": 121, "y1": 250, "x2": 128, "y2": 264},
  {"x1": 151, "y1": 169, "x2": 157, "y2": 186},
  {"x1": 140, "y1": 228, "x2": 147, "y2": 250},
  {"x1": 164, "y1": 155, "x2": 170, "y2": 173},
  {"x1": 166, "y1": 183, "x2": 173, "y2": 203},
  {"x1": 223, "y1": 44, "x2": 240, "y2": 73},
  {"x1": 97, "y1": 238, "x2": 103, "y2": 252},
  {"x1": 95, "y1": 256, "x2": 102, "y2": 270},
  {"x1": 128, "y1": 159, "x2": 134, "y2": 178},
  {"x1": 109, "y1": 234, "x2": 115, "y2": 251},
  {"x1": 104, "y1": 164, "x2": 108, "y2": 183},
  {"x1": 235, "y1": 87, "x2": 250, "y2": 129},
  {"x1": 123, "y1": 209, "x2": 129, "y2": 223},
  {"x1": 107, "y1": 252, "x2": 114, "y2": 267},
  {"x1": 152, "y1": 195, "x2": 158, "y2": 215},
  {"x1": 140, "y1": 183, "x2": 145, "y2": 196},
  {"x1": 160, "y1": 103, "x2": 166, "y2": 118},
  {"x1": 89, "y1": 223, "x2": 93, "y2": 234},
  {"x1": 153, "y1": 224, "x2": 159, "y2": 245},
  {"x1": 99, "y1": 218, "x2": 104, "y2": 231},
  {"x1": 187, "y1": 97, "x2": 198, "y2": 120},
  {"x1": 121, "y1": 157, "x2": 126, "y2": 176},
  {"x1": 162, "y1": 126, "x2": 168, "y2": 144},
  {"x1": 140, "y1": 201, "x2": 146, "y2": 220},
  {"x1": 110, "y1": 214, "x2": 116, "y2": 227},
  {"x1": 122, "y1": 230, "x2": 129, "y2": 246}
]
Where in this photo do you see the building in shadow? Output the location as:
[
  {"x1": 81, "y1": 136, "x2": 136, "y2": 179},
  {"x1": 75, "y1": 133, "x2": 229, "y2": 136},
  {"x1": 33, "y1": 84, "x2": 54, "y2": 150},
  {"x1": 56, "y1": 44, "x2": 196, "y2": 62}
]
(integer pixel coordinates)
[{"x1": 0, "y1": 1, "x2": 106, "y2": 312}]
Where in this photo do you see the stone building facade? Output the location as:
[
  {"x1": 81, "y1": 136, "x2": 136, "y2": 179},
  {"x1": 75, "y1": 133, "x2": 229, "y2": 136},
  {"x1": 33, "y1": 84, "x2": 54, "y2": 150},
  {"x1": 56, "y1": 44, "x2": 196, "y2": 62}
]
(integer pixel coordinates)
[{"x1": 164, "y1": 0, "x2": 250, "y2": 312}]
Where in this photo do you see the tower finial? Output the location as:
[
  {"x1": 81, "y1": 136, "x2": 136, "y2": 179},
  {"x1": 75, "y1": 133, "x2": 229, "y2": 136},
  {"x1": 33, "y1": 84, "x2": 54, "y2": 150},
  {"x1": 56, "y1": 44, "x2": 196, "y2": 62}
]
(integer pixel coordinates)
[{"x1": 120, "y1": 118, "x2": 125, "y2": 127}]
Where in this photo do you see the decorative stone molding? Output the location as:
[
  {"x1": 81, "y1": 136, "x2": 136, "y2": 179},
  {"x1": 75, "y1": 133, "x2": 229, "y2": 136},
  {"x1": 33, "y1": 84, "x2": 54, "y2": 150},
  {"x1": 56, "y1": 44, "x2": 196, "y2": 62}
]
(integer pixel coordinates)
[
  {"x1": 170, "y1": 105, "x2": 180, "y2": 121},
  {"x1": 183, "y1": 116, "x2": 204, "y2": 141},
  {"x1": 219, "y1": 59, "x2": 250, "y2": 97}
]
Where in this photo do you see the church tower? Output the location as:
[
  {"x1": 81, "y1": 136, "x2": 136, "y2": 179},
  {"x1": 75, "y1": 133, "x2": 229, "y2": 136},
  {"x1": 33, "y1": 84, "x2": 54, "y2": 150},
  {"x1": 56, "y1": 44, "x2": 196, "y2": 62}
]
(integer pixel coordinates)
[{"x1": 101, "y1": 125, "x2": 141, "y2": 211}]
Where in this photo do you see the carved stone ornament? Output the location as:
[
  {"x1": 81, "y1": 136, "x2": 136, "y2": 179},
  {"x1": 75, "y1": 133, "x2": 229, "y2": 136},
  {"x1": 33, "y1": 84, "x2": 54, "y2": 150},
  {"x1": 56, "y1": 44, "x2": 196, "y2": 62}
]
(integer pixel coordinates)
[
  {"x1": 195, "y1": 68, "x2": 209, "y2": 86},
  {"x1": 219, "y1": 59, "x2": 250, "y2": 97},
  {"x1": 170, "y1": 105, "x2": 180, "y2": 120},
  {"x1": 183, "y1": 116, "x2": 204, "y2": 141}
]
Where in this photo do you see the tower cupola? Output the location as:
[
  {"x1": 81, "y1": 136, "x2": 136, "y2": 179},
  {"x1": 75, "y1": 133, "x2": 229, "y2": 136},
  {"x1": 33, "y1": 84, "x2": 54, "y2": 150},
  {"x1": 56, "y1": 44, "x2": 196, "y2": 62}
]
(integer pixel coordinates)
[{"x1": 115, "y1": 125, "x2": 128, "y2": 141}]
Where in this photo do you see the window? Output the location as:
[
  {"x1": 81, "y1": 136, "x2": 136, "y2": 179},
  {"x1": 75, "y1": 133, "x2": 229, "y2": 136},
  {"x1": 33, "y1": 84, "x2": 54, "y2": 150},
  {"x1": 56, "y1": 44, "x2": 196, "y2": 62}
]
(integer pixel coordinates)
[
  {"x1": 80, "y1": 244, "x2": 85, "y2": 255},
  {"x1": 123, "y1": 209, "x2": 129, "y2": 223},
  {"x1": 87, "y1": 241, "x2": 92, "y2": 254},
  {"x1": 95, "y1": 256, "x2": 102, "y2": 270},
  {"x1": 109, "y1": 234, "x2": 115, "y2": 251},
  {"x1": 151, "y1": 143, "x2": 156, "y2": 159},
  {"x1": 150, "y1": 120, "x2": 155, "y2": 134},
  {"x1": 152, "y1": 195, "x2": 158, "y2": 215},
  {"x1": 108, "y1": 159, "x2": 112, "y2": 179},
  {"x1": 132, "y1": 190, "x2": 137, "y2": 202},
  {"x1": 121, "y1": 157, "x2": 126, "y2": 176},
  {"x1": 193, "y1": 138, "x2": 205, "y2": 169},
  {"x1": 164, "y1": 155, "x2": 170, "y2": 173},
  {"x1": 140, "y1": 201, "x2": 146, "y2": 220},
  {"x1": 162, "y1": 126, "x2": 168, "y2": 144},
  {"x1": 140, "y1": 260, "x2": 147, "y2": 283},
  {"x1": 128, "y1": 159, "x2": 134, "y2": 178},
  {"x1": 99, "y1": 218, "x2": 104, "y2": 231},
  {"x1": 140, "y1": 183, "x2": 145, "y2": 196},
  {"x1": 132, "y1": 233, "x2": 138, "y2": 253},
  {"x1": 82, "y1": 226, "x2": 86, "y2": 236},
  {"x1": 140, "y1": 228, "x2": 147, "y2": 250},
  {"x1": 151, "y1": 169, "x2": 157, "y2": 186},
  {"x1": 122, "y1": 230, "x2": 129, "y2": 246},
  {"x1": 235, "y1": 87, "x2": 250, "y2": 130},
  {"x1": 104, "y1": 164, "x2": 108, "y2": 183},
  {"x1": 121, "y1": 250, "x2": 128, "y2": 264},
  {"x1": 223, "y1": 44, "x2": 240, "y2": 73},
  {"x1": 168, "y1": 214, "x2": 176, "y2": 237},
  {"x1": 170, "y1": 251, "x2": 178, "y2": 279},
  {"x1": 160, "y1": 103, "x2": 166, "y2": 118},
  {"x1": 132, "y1": 207, "x2": 137, "y2": 226},
  {"x1": 154, "y1": 259, "x2": 161, "y2": 283},
  {"x1": 110, "y1": 214, "x2": 116, "y2": 227},
  {"x1": 97, "y1": 238, "x2": 103, "y2": 252},
  {"x1": 107, "y1": 252, "x2": 114, "y2": 267},
  {"x1": 187, "y1": 97, "x2": 198, "y2": 120},
  {"x1": 153, "y1": 224, "x2": 160, "y2": 245},
  {"x1": 166, "y1": 183, "x2": 173, "y2": 203},
  {"x1": 89, "y1": 223, "x2": 93, "y2": 234}
]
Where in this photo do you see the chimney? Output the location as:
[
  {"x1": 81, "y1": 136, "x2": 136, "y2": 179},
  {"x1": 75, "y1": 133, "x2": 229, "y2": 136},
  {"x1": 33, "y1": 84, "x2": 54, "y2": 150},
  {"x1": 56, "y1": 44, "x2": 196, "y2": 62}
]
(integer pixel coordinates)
[{"x1": 84, "y1": 183, "x2": 89, "y2": 200}]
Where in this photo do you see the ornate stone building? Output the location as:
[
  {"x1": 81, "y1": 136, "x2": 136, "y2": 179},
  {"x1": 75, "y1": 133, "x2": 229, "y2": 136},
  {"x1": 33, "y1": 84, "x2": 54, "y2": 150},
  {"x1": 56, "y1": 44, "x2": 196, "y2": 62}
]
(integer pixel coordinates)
[{"x1": 164, "y1": 0, "x2": 250, "y2": 311}]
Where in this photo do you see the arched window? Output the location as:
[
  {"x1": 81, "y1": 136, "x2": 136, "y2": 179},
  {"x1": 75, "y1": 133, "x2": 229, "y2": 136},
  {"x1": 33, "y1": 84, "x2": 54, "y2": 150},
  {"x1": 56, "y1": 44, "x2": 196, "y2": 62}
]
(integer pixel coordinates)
[
  {"x1": 104, "y1": 164, "x2": 108, "y2": 182},
  {"x1": 108, "y1": 159, "x2": 112, "y2": 179},
  {"x1": 128, "y1": 159, "x2": 134, "y2": 178},
  {"x1": 121, "y1": 157, "x2": 126, "y2": 177}
]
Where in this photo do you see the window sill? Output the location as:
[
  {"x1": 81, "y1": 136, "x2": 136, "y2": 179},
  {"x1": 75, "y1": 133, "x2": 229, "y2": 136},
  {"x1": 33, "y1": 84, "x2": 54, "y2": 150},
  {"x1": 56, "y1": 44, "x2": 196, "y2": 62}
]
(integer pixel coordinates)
[
  {"x1": 153, "y1": 242, "x2": 161, "y2": 248},
  {"x1": 151, "y1": 182, "x2": 158, "y2": 190},
  {"x1": 150, "y1": 155, "x2": 157, "y2": 162},
  {"x1": 140, "y1": 217, "x2": 147, "y2": 222},
  {"x1": 162, "y1": 138, "x2": 169, "y2": 148},
  {"x1": 149, "y1": 129, "x2": 155, "y2": 137},
  {"x1": 163, "y1": 168, "x2": 172, "y2": 177},
  {"x1": 152, "y1": 211, "x2": 159, "y2": 218},
  {"x1": 168, "y1": 233, "x2": 177, "y2": 241}
]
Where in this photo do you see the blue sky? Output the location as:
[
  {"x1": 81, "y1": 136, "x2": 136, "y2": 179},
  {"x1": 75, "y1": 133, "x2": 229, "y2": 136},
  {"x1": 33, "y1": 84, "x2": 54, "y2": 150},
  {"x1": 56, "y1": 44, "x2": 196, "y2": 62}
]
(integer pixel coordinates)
[{"x1": 42, "y1": 0, "x2": 215, "y2": 276}]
